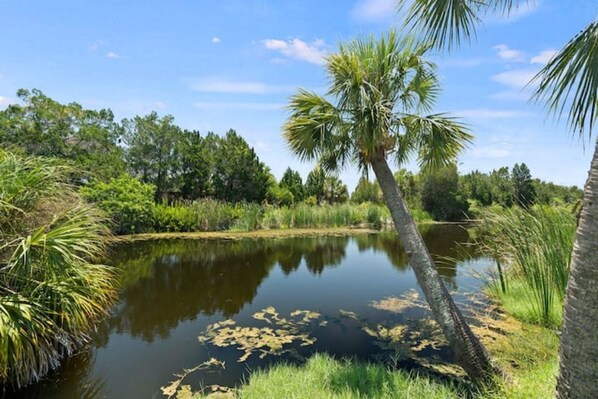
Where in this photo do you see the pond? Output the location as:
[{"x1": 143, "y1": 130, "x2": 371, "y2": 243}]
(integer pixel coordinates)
[{"x1": 11, "y1": 225, "x2": 493, "y2": 399}]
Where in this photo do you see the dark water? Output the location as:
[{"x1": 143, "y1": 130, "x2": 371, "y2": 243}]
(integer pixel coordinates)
[{"x1": 11, "y1": 225, "x2": 493, "y2": 399}]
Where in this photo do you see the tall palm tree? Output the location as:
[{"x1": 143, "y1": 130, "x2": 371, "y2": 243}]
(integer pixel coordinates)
[
  {"x1": 283, "y1": 30, "x2": 498, "y2": 382},
  {"x1": 399, "y1": 1, "x2": 598, "y2": 397}
]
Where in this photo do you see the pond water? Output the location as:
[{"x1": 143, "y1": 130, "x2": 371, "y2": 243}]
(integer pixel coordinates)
[{"x1": 11, "y1": 225, "x2": 493, "y2": 399}]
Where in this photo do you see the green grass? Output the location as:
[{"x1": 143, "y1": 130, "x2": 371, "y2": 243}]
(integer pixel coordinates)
[
  {"x1": 478, "y1": 206, "x2": 575, "y2": 328},
  {"x1": 195, "y1": 354, "x2": 467, "y2": 399}
]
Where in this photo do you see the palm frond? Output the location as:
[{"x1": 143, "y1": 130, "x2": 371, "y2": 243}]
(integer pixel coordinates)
[
  {"x1": 532, "y1": 21, "x2": 598, "y2": 138},
  {"x1": 400, "y1": 0, "x2": 530, "y2": 50},
  {"x1": 399, "y1": 113, "x2": 473, "y2": 169},
  {"x1": 283, "y1": 90, "x2": 345, "y2": 163}
]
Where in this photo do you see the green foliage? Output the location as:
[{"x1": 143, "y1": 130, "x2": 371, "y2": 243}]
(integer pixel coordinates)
[
  {"x1": 212, "y1": 130, "x2": 271, "y2": 203},
  {"x1": 479, "y1": 206, "x2": 576, "y2": 327},
  {"x1": 179, "y1": 131, "x2": 216, "y2": 200},
  {"x1": 280, "y1": 167, "x2": 305, "y2": 202},
  {"x1": 351, "y1": 177, "x2": 382, "y2": 204},
  {"x1": 80, "y1": 174, "x2": 156, "y2": 234},
  {"x1": 123, "y1": 112, "x2": 184, "y2": 200},
  {"x1": 0, "y1": 88, "x2": 125, "y2": 181},
  {"x1": 420, "y1": 164, "x2": 469, "y2": 221},
  {"x1": 304, "y1": 167, "x2": 326, "y2": 204},
  {"x1": 512, "y1": 163, "x2": 536, "y2": 207},
  {"x1": 266, "y1": 185, "x2": 295, "y2": 207},
  {"x1": 0, "y1": 150, "x2": 115, "y2": 387}
]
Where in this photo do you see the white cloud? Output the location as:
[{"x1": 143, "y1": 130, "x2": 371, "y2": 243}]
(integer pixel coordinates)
[
  {"x1": 194, "y1": 102, "x2": 284, "y2": 111},
  {"x1": 191, "y1": 78, "x2": 293, "y2": 94},
  {"x1": 106, "y1": 52, "x2": 120, "y2": 59},
  {"x1": 492, "y1": 69, "x2": 538, "y2": 89},
  {"x1": 154, "y1": 101, "x2": 167, "y2": 110},
  {"x1": 456, "y1": 108, "x2": 534, "y2": 119},
  {"x1": 530, "y1": 49, "x2": 557, "y2": 65},
  {"x1": 493, "y1": 44, "x2": 525, "y2": 61},
  {"x1": 351, "y1": 0, "x2": 395, "y2": 22},
  {"x1": 212, "y1": 36, "x2": 221, "y2": 44},
  {"x1": 263, "y1": 38, "x2": 326, "y2": 65}
]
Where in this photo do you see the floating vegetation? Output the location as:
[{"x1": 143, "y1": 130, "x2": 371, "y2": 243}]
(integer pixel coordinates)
[
  {"x1": 160, "y1": 357, "x2": 226, "y2": 398},
  {"x1": 370, "y1": 289, "x2": 429, "y2": 314},
  {"x1": 338, "y1": 309, "x2": 361, "y2": 321},
  {"x1": 198, "y1": 307, "x2": 321, "y2": 363}
]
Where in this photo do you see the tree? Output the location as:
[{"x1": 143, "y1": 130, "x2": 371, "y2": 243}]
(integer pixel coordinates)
[
  {"x1": 489, "y1": 166, "x2": 514, "y2": 207},
  {"x1": 280, "y1": 167, "x2": 305, "y2": 203},
  {"x1": 212, "y1": 129, "x2": 270, "y2": 203},
  {"x1": 461, "y1": 170, "x2": 493, "y2": 206},
  {"x1": 512, "y1": 163, "x2": 536, "y2": 207},
  {"x1": 305, "y1": 166, "x2": 326, "y2": 204},
  {"x1": 0, "y1": 151, "x2": 115, "y2": 387},
  {"x1": 421, "y1": 164, "x2": 469, "y2": 221},
  {"x1": 0, "y1": 88, "x2": 125, "y2": 181},
  {"x1": 283, "y1": 30, "x2": 497, "y2": 381},
  {"x1": 179, "y1": 130, "x2": 216, "y2": 200},
  {"x1": 394, "y1": 169, "x2": 420, "y2": 205},
  {"x1": 400, "y1": 1, "x2": 598, "y2": 395},
  {"x1": 123, "y1": 112, "x2": 183, "y2": 200},
  {"x1": 322, "y1": 176, "x2": 349, "y2": 204},
  {"x1": 351, "y1": 177, "x2": 382, "y2": 204}
]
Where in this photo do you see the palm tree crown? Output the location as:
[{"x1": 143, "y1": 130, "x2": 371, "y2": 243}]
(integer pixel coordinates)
[{"x1": 284, "y1": 30, "x2": 472, "y2": 174}]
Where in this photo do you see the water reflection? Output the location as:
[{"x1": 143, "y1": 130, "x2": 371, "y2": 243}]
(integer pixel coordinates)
[{"x1": 11, "y1": 225, "x2": 487, "y2": 399}]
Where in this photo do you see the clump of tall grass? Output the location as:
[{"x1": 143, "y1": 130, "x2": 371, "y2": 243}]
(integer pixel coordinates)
[
  {"x1": 0, "y1": 150, "x2": 116, "y2": 388},
  {"x1": 478, "y1": 206, "x2": 575, "y2": 327}
]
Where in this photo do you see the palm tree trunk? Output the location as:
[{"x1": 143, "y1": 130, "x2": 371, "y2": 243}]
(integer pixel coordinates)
[
  {"x1": 556, "y1": 137, "x2": 598, "y2": 399},
  {"x1": 370, "y1": 154, "x2": 498, "y2": 382}
]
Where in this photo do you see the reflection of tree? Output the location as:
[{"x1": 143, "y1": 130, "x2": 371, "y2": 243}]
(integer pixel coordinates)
[
  {"x1": 102, "y1": 236, "x2": 351, "y2": 343},
  {"x1": 302, "y1": 236, "x2": 348, "y2": 275},
  {"x1": 6, "y1": 350, "x2": 105, "y2": 399},
  {"x1": 105, "y1": 239, "x2": 280, "y2": 342},
  {"x1": 355, "y1": 225, "x2": 476, "y2": 284}
]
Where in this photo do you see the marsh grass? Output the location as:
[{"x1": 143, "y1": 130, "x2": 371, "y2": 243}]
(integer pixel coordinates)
[{"x1": 477, "y1": 206, "x2": 575, "y2": 327}]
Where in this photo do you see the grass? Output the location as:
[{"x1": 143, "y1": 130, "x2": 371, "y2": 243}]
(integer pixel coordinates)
[
  {"x1": 476, "y1": 206, "x2": 575, "y2": 328},
  {"x1": 139, "y1": 200, "x2": 432, "y2": 235},
  {"x1": 175, "y1": 308, "x2": 559, "y2": 399}
]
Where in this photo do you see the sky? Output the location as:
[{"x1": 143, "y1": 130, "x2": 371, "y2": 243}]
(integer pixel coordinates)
[{"x1": 0, "y1": 0, "x2": 596, "y2": 191}]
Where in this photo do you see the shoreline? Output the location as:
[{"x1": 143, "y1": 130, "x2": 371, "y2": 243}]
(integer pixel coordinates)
[{"x1": 110, "y1": 221, "x2": 474, "y2": 243}]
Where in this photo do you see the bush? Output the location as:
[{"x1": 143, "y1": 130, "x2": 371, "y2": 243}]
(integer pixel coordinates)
[
  {"x1": 80, "y1": 174, "x2": 155, "y2": 234},
  {"x1": 0, "y1": 151, "x2": 115, "y2": 387}
]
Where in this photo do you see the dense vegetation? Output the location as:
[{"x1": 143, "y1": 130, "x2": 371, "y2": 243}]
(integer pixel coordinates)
[
  {"x1": 0, "y1": 89, "x2": 581, "y2": 236},
  {"x1": 0, "y1": 151, "x2": 115, "y2": 388}
]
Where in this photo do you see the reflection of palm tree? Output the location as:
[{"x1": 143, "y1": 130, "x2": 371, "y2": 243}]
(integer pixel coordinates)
[
  {"x1": 283, "y1": 31, "x2": 494, "y2": 380},
  {"x1": 400, "y1": 2, "x2": 598, "y2": 394}
]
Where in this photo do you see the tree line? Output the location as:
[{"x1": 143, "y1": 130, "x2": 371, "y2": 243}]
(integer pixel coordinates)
[{"x1": 0, "y1": 89, "x2": 580, "y2": 223}]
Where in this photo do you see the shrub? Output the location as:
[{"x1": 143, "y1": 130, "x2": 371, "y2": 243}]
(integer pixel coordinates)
[
  {"x1": 0, "y1": 150, "x2": 116, "y2": 387},
  {"x1": 80, "y1": 174, "x2": 155, "y2": 234}
]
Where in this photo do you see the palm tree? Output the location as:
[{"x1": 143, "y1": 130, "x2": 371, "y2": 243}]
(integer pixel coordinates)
[
  {"x1": 0, "y1": 150, "x2": 116, "y2": 388},
  {"x1": 399, "y1": 1, "x2": 598, "y2": 397},
  {"x1": 283, "y1": 30, "x2": 498, "y2": 382}
]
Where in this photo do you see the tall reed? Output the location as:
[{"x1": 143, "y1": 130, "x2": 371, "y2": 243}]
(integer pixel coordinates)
[{"x1": 478, "y1": 206, "x2": 575, "y2": 327}]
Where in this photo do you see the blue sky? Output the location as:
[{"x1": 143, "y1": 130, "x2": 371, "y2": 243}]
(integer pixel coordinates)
[{"x1": 0, "y1": 0, "x2": 596, "y2": 190}]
